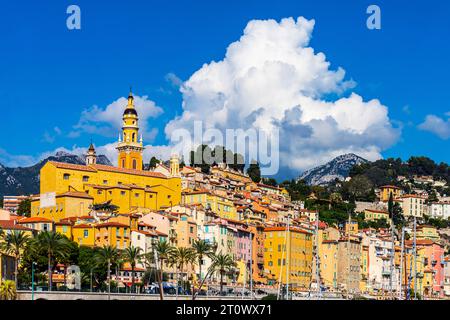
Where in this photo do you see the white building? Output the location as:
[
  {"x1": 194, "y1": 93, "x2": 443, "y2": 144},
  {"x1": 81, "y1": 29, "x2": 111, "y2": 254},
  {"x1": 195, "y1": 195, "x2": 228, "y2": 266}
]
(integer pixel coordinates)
[
  {"x1": 428, "y1": 202, "x2": 450, "y2": 220},
  {"x1": 399, "y1": 194, "x2": 427, "y2": 218},
  {"x1": 362, "y1": 232, "x2": 399, "y2": 293}
]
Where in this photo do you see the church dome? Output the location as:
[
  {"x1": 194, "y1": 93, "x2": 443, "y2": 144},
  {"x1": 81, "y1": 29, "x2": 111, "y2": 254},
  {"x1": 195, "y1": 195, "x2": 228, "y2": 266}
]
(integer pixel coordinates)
[{"x1": 123, "y1": 107, "x2": 138, "y2": 116}]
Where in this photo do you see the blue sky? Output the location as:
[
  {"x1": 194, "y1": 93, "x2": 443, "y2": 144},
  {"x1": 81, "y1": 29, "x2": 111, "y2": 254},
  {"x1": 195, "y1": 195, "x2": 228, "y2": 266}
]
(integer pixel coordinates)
[{"x1": 0, "y1": 0, "x2": 449, "y2": 179}]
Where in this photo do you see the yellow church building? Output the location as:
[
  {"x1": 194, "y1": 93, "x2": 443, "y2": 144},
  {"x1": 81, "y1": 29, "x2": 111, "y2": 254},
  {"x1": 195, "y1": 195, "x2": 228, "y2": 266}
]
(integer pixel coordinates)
[{"x1": 31, "y1": 90, "x2": 181, "y2": 222}]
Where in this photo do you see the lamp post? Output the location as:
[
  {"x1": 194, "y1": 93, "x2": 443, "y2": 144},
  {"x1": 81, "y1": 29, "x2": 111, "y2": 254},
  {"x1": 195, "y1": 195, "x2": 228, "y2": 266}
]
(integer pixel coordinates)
[
  {"x1": 90, "y1": 268, "x2": 93, "y2": 292},
  {"x1": 31, "y1": 262, "x2": 37, "y2": 301}
]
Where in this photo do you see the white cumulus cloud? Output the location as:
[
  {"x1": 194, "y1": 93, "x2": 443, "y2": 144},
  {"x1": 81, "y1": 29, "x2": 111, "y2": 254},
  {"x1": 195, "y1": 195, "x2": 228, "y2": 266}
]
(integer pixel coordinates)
[
  {"x1": 69, "y1": 95, "x2": 163, "y2": 142},
  {"x1": 164, "y1": 16, "x2": 400, "y2": 174},
  {"x1": 418, "y1": 114, "x2": 450, "y2": 140}
]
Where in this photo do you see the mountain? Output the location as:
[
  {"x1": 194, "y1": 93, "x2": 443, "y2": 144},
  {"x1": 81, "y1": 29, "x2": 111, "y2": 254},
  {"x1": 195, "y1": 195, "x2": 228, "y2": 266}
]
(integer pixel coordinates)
[
  {"x1": 0, "y1": 151, "x2": 112, "y2": 197},
  {"x1": 298, "y1": 153, "x2": 368, "y2": 186}
]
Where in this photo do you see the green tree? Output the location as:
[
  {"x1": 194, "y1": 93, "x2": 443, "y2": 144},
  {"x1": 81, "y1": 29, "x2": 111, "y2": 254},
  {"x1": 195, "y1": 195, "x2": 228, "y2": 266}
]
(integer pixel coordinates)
[
  {"x1": 78, "y1": 246, "x2": 104, "y2": 290},
  {"x1": 17, "y1": 198, "x2": 31, "y2": 217},
  {"x1": 152, "y1": 241, "x2": 175, "y2": 300},
  {"x1": 94, "y1": 245, "x2": 121, "y2": 295},
  {"x1": 122, "y1": 246, "x2": 142, "y2": 293},
  {"x1": 0, "y1": 231, "x2": 30, "y2": 288},
  {"x1": 261, "y1": 177, "x2": 278, "y2": 186},
  {"x1": 149, "y1": 156, "x2": 160, "y2": 170},
  {"x1": 343, "y1": 175, "x2": 373, "y2": 201},
  {"x1": 191, "y1": 239, "x2": 213, "y2": 298},
  {"x1": 30, "y1": 231, "x2": 70, "y2": 290},
  {"x1": 247, "y1": 161, "x2": 261, "y2": 183},
  {"x1": 172, "y1": 247, "x2": 196, "y2": 294},
  {"x1": 208, "y1": 252, "x2": 236, "y2": 295}
]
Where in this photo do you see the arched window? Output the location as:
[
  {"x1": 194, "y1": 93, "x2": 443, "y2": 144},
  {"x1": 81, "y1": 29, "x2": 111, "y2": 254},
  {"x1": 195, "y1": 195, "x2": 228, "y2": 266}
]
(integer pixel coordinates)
[
  {"x1": 132, "y1": 159, "x2": 137, "y2": 170},
  {"x1": 122, "y1": 159, "x2": 125, "y2": 168},
  {"x1": 132, "y1": 132, "x2": 136, "y2": 142}
]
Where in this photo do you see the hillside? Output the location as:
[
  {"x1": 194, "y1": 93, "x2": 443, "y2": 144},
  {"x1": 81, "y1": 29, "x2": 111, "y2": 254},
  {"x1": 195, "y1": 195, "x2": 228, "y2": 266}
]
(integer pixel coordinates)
[
  {"x1": 0, "y1": 151, "x2": 112, "y2": 197},
  {"x1": 298, "y1": 153, "x2": 368, "y2": 186}
]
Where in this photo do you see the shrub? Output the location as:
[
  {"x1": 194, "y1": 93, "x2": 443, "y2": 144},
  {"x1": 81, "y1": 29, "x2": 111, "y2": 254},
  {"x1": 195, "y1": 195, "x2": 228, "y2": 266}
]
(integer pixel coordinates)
[{"x1": 0, "y1": 280, "x2": 17, "y2": 300}]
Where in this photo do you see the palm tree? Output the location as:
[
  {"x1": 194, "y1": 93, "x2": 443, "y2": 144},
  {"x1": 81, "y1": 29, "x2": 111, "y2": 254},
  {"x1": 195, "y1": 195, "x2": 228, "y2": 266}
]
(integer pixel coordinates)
[
  {"x1": 122, "y1": 246, "x2": 142, "y2": 293},
  {"x1": 30, "y1": 231, "x2": 70, "y2": 291},
  {"x1": 191, "y1": 239, "x2": 213, "y2": 298},
  {"x1": 94, "y1": 245, "x2": 121, "y2": 296},
  {"x1": 209, "y1": 252, "x2": 236, "y2": 295},
  {"x1": 172, "y1": 247, "x2": 195, "y2": 295},
  {"x1": 152, "y1": 241, "x2": 175, "y2": 300},
  {"x1": 0, "y1": 230, "x2": 30, "y2": 289},
  {"x1": 192, "y1": 251, "x2": 235, "y2": 300},
  {"x1": 0, "y1": 280, "x2": 17, "y2": 300}
]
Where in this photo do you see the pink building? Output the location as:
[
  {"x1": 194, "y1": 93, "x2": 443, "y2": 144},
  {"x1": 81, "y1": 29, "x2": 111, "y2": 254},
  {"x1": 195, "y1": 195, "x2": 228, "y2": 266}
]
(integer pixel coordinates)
[
  {"x1": 139, "y1": 211, "x2": 171, "y2": 236},
  {"x1": 418, "y1": 239, "x2": 445, "y2": 298}
]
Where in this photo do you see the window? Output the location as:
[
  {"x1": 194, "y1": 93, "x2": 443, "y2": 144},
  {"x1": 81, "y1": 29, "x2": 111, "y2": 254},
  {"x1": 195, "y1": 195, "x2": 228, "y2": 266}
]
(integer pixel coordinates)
[
  {"x1": 118, "y1": 181, "x2": 122, "y2": 185},
  {"x1": 121, "y1": 159, "x2": 125, "y2": 168},
  {"x1": 97, "y1": 190, "x2": 103, "y2": 195},
  {"x1": 103, "y1": 180, "x2": 108, "y2": 184},
  {"x1": 82, "y1": 176, "x2": 89, "y2": 182},
  {"x1": 132, "y1": 159, "x2": 137, "y2": 170},
  {"x1": 135, "y1": 193, "x2": 139, "y2": 198},
  {"x1": 62, "y1": 226, "x2": 68, "y2": 233},
  {"x1": 63, "y1": 173, "x2": 70, "y2": 180},
  {"x1": 84, "y1": 230, "x2": 89, "y2": 238},
  {"x1": 121, "y1": 191, "x2": 126, "y2": 196},
  {"x1": 43, "y1": 224, "x2": 49, "y2": 231}
]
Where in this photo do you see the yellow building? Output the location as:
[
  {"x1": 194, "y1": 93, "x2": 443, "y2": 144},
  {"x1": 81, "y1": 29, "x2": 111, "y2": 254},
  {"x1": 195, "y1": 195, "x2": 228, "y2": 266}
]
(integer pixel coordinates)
[
  {"x1": 364, "y1": 209, "x2": 391, "y2": 223},
  {"x1": 319, "y1": 239, "x2": 339, "y2": 290},
  {"x1": 263, "y1": 226, "x2": 313, "y2": 290},
  {"x1": 73, "y1": 224, "x2": 96, "y2": 246},
  {"x1": 380, "y1": 185, "x2": 402, "y2": 202},
  {"x1": 31, "y1": 91, "x2": 181, "y2": 222},
  {"x1": 95, "y1": 222, "x2": 130, "y2": 249},
  {"x1": 416, "y1": 225, "x2": 440, "y2": 241},
  {"x1": 182, "y1": 190, "x2": 238, "y2": 220},
  {"x1": 360, "y1": 245, "x2": 369, "y2": 293}
]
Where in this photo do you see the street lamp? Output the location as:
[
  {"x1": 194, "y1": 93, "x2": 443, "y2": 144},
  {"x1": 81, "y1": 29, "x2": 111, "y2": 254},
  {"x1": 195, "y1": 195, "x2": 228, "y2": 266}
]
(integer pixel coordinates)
[
  {"x1": 31, "y1": 262, "x2": 37, "y2": 301},
  {"x1": 90, "y1": 268, "x2": 94, "y2": 292}
]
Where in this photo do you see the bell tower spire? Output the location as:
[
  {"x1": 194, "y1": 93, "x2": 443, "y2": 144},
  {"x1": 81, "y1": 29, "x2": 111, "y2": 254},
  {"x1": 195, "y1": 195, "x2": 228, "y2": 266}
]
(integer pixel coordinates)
[
  {"x1": 86, "y1": 141, "x2": 97, "y2": 165},
  {"x1": 116, "y1": 89, "x2": 144, "y2": 170}
]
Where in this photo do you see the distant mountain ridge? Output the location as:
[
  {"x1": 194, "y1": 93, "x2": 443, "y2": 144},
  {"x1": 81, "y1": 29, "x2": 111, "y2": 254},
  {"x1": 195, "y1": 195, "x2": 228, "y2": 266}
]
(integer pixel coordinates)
[
  {"x1": 0, "y1": 151, "x2": 112, "y2": 197},
  {"x1": 298, "y1": 153, "x2": 368, "y2": 186}
]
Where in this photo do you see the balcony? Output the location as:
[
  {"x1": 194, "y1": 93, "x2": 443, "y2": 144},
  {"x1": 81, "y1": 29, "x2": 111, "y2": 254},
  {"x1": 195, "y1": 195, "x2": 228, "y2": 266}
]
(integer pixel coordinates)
[{"x1": 382, "y1": 269, "x2": 391, "y2": 277}]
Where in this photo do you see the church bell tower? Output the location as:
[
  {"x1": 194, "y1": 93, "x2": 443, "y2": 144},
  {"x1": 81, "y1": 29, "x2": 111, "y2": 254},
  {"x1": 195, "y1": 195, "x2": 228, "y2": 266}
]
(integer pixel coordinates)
[{"x1": 116, "y1": 89, "x2": 144, "y2": 170}]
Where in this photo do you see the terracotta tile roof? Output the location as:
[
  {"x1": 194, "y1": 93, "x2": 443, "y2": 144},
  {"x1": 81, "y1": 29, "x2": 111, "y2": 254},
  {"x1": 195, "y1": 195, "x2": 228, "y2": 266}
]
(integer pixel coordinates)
[
  {"x1": 92, "y1": 164, "x2": 167, "y2": 178},
  {"x1": 18, "y1": 217, "x2": 52, "y2": 224},
  {"x1": 48, "y1": 161, "x2": 169, "y2": 179},
  {"x1": 0, "y1": 220, "x2": 34, "y2": 231},
  {"x1": 57, "y1": 191, "x2": 93, "y2": 199},
  {"x1": 365, "y1": 209, "x2": 389, "y2": 214},
  {"x1": 55, "y1": 220, "x2": 73, "y2": 226},
  {"x1": 95, "y1": 222, "x2": 129, "y2": 228},
  {"x1": 182, "y1": 189, "x2": 210, "y2": 195},
  {"x1": 400, "y1": 194, "x2": 427, "y2": 199},
  {"x1": 48, "y1": 161, "x2": 96, "y2": 172},
  {"x1": 264, "y1": 226, "x2": 311, "y2": 235},
  {"x1": 73, "y1": 224, "x2": 93, "y2": 229},
  {"x1": 380, "y1": 185, "x2": 402, "y2": 189}
]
